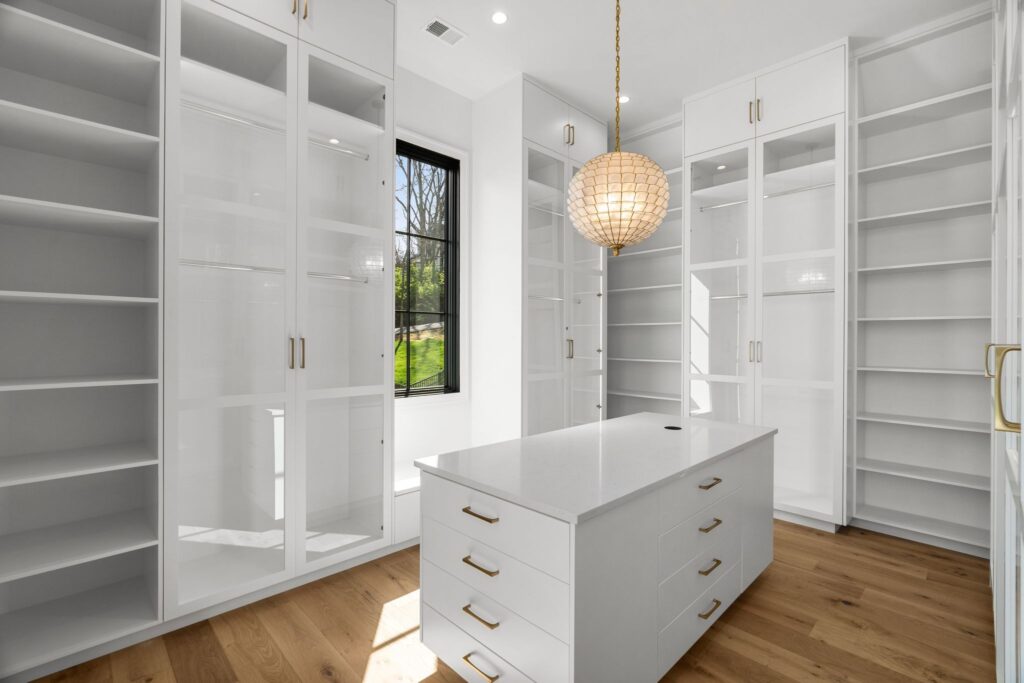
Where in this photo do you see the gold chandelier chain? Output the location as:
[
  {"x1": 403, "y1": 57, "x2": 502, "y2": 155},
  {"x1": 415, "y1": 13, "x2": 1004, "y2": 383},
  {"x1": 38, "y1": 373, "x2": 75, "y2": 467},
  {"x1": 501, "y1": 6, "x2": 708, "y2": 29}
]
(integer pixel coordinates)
[{"x1": 614, "y1": 0, "x2": 621, "y2": 152}]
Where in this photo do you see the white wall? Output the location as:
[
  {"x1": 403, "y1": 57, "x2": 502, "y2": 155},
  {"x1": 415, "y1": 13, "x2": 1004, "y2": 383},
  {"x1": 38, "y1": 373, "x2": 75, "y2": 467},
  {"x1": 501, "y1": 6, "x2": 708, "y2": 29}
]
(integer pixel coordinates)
[{"x1": 393, "y1": 68, "x2": 474, "y2": 489}]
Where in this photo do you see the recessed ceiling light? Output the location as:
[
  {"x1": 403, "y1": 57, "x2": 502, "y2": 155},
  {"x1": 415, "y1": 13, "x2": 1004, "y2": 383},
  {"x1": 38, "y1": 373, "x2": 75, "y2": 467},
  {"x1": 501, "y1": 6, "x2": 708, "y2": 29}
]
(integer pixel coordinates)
[
  {"x1": 716, "y1": 164, "x2": 727, "y2": 170},
  {"x1": 329, "y1": 138, "x2": 340, "y2": 145},
  {"x1": 618, "y1": 95, "x2": 630, "y2": 103},
  {"x1": 491, "y1": 11, "x2": 508, "y2": 24}
]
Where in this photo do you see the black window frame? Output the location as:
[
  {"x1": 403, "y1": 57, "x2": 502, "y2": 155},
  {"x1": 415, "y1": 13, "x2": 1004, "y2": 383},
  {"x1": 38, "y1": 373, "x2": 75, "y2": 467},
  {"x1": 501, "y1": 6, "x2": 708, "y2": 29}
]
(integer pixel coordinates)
[{"x1": 394, "y1": 139, "x2": 460, "y2": 398}]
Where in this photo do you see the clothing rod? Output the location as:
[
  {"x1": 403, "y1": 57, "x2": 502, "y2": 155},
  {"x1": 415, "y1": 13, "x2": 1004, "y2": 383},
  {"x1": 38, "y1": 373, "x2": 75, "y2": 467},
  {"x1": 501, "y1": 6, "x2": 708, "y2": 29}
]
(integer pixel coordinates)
[
  {"x1": 182, "y1": 100, "x2": 285, "y2": 135},
  {"x1": 309, "y1": 139, "x2": 371, "y2": 161},
  {"x1": 528, "y1": 204, "x2": 565, "y2": 217},
  {"x1": 529, "y1": 295, "x2": 565, "y2": 302},
  {"x1": 763, "y1": 287, "x2": 835, "y2": 297},
  {"x1": 180, "y1": 258, "x2": 285, "y2": 274},
  {"x1": 699, "y1": 199, "x2": 747, "y2": 212},
  {"x1": 709, "y1": 294, "x2": 748, "y2": 301},
  {"x1": 307, "y1": 271, "x2": 370, "y2": 284},
  {"x1": 763, "y1": 182, "x2": 834, "y2": 200}
]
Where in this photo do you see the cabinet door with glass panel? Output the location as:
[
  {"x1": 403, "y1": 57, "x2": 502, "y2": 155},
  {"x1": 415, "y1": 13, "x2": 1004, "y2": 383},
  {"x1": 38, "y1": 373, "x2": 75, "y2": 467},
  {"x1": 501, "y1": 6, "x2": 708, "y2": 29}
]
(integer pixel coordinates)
[
  {"x1": 167, "y1": 0, "x2": 297, "y2": 618},
  {"x1": 684, "y1": 142, "x2": 757, "y2": 424},
  {"x1": 754, "y1": 116, "x2": 844, "y2": 523},
  {"x1": 296, "y1": 42, "x2": 392, "y2": 571}
]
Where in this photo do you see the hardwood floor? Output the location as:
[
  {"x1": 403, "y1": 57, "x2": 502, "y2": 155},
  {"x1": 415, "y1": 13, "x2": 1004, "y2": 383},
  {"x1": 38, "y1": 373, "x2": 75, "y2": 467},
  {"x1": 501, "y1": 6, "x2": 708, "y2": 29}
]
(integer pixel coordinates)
[{"x1": 40, "y1": 521, "x2": 995, "y2": 683}]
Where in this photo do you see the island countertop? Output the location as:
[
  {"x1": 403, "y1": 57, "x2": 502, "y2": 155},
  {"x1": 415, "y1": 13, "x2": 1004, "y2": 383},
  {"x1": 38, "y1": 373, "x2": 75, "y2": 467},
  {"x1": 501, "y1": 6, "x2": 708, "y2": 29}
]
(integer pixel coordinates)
[{"x1": 414, "y1": 412, "x2": 777, "y2": 523}]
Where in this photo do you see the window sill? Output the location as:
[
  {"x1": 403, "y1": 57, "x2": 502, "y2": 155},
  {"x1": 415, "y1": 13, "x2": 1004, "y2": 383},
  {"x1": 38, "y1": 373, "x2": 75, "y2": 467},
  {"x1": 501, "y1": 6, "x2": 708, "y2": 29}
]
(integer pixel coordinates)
[{"x1": 394, "y1": 391, "x2": 465, "y2": 406}]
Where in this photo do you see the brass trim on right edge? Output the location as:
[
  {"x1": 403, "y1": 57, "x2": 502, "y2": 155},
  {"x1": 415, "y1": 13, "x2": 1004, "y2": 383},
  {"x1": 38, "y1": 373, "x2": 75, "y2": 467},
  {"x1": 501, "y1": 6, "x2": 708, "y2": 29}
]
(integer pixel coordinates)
[{"x1": 985, "y1": 342, "x2": 996, "y2": 378}]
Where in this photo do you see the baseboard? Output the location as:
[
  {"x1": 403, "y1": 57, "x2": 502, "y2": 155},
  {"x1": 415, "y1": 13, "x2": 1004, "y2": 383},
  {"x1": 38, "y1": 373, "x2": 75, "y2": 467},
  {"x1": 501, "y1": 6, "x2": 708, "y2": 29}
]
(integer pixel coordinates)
[
  {"x1": 849, "y1": 518, "x2": 989, "y2": 559},
  {"x1": 774, "y1": 509, "x2": 839, "y2": 533}
]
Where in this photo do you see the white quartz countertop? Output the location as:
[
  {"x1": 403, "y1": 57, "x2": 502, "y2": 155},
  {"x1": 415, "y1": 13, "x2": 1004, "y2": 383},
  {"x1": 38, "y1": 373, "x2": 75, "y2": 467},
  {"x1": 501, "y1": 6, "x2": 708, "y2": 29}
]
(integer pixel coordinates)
[{"x1": 415, "y1": 412, "x2": 777, "y2": 523}]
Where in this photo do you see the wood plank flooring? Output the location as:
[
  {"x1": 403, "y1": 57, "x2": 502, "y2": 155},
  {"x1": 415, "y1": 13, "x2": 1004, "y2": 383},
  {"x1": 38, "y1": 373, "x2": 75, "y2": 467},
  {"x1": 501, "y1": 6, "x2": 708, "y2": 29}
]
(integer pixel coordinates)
[{"x1": 40, "y1": 521, "x2": 995, "y2": 682}]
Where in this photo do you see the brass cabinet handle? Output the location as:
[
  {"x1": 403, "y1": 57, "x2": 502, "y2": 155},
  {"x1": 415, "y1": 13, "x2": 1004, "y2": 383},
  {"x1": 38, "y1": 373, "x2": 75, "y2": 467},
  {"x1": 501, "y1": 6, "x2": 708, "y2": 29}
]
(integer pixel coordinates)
[
  {"x1": 698, "y1": 558, "x2": 722, "y2": 577},
  {"x1": 756, "y1": 98, "x2": 762, "y2": 121},
  {"x1": 570, "y1": 124, "x2": 575, "y2": 145},
  {"x1": 699, "y1": 517, "x2": 723, "y2": 534},
  {"x1": 567, "y1": 338, "x2": 575, "y2": 359},
  {"x1": 698, "y1": 598, "x2": 722, "y2": 620},
  {"x1": 462, "y1": 506, "x2": 499, "y2": 524},
  {"x1": 462, "y1": 555, "x2": 500, "y2": 577},
  {"x1": 698, "y1": 477, "x2": 722, "y2": 491},
  {"x1": 748, "y1": 101, "x2": 753, "y2": 124},
  {"x1": 291, "y1": 0, "x2": 297, "y2": 13},
  {"x1": 756, "y1": 340, "x2": 762, "y2": 362},
  {"x1": 985, "y1": 342, "x2": 996, "y2": 378},
  {"x1": 748, "y1": 340, "x2": 754, "y2": 363},
  {"x1": 289, "y1": 337, "x2": 295, "y2": 369},
  {"x1": 462, "y1": 604, "x2": 500, "y2": 630},
  {"x1": 993, "y1": 344, "x2": 1021, "y2": 433},
  {"x1": 300, "y1": 337, "x2": 306, "y2": 369},
  {"x1": 462, "y1": 654, "x2": 499, "y2": 682},
  {"x1": 303, "y1": 0, "x2": 308, "y2": 19},
  {"x1": 563, "y1": 123, "x2": 571, "y2": 145}
]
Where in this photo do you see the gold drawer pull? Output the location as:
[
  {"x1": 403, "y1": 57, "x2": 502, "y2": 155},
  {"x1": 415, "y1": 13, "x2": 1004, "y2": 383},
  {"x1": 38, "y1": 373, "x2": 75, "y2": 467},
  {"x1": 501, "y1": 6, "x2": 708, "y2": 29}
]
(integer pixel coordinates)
[
  {"x1": 462, "y1": 506, "x2": 499, "y2": 524},
  {"x1": 698, "y1": 477, "x2": 722, "y2": 491},
  {"x1": 698, "y1": 558, "x2": 722, "y2": 576},
  {"x1": 699, "y1": 517, "x2": 722, "y2": 534},
  {"x1": 463, "y1": 654, "x2": 500, "y2": 682},
  {"x1": 462, "y1": 555, "x2": 499, "y2": 577},
  {"x1": 698, "y1": 598, "x2": 722, "y2": 620},
  {"x1": 463, "y1": 604, "x2": 500, "y2": 630}
]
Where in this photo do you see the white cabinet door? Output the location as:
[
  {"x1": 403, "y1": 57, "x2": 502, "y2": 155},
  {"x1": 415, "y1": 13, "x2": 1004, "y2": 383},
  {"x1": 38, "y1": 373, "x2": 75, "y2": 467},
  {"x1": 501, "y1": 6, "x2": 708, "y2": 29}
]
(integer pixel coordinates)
[
  {"x1": 213, "y1": 0, "x2": 297, "y2": 35},
  {"x1": 299, "y1": 0, "x2": 394, "y2": 77},
  {"x1": 684, "y1": 80, "x2": 755, "y2": 156},
  {"x1": 755, "y1": 46, "x2": 845, "y2": 137},
  {"x1": 568, "y1": 107, "x2": 607, "y2": 164},
  {"x1": 524, "y1": 81, "x2": 570, "y2": 156}
]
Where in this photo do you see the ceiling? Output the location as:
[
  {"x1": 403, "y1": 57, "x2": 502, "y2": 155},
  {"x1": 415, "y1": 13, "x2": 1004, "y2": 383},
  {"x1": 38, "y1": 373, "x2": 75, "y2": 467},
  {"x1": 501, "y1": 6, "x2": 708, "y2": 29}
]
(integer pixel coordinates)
[{"x1": 397, "y1": 0, "x2": 977, "y2": 131}]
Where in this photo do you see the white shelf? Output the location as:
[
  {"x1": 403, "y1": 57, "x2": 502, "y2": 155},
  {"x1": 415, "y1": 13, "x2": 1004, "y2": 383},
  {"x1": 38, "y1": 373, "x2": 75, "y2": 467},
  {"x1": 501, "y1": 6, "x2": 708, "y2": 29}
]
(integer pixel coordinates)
[
  {"x1": 858, "y1": 200, "x2": 991, "y2": 229},
  {"x1": 0, "y1": 5, "x2": 159, "y2": 104},
  {"x1": 0, "y1": 510, "x2": 156, "y2": 584},
  {"x1": 0, "y1": 442, "x2": 156, "y2": 489},
  {"x1": 307, "y1": 101, "x2": 382, "y2": 151},
  {"x1": 691, "y1": 178, "x2": 747, "y2": 205},
  {"x1": 858, "y1": 315, "x2": 990, "y2": 322},
  {"x1": 0, "y1": 291, "x2": 158, "y2": 306},
  {"x1": 607, "y1": 389, "x2": 681, "y2": 402},
  {"x1": 0, "y1": 577, "x2": 158, "y2": 679},
  {"x1": 612, "y1": 245, "x2": 683, "y2": 259},
  {"x1": 858, "y1": 84, "x2": 993, "y2": 136},
  {"x1": 0, "y1": 194, "x2": 157, "y2": 239},
  {"x1": 859, "y1": 144, "x2": 992, "y2": 183},
  {"x1": 608, "y1": 283, "x2": 682, "y2": 293},
  {"x1": 763, "y1": 159, "x2": 835, "y2": 195},
  {"x1": 608, "y1": 322, "x2": 682, "y2": 327},
  {"x1": 858, "y1": 258, "x2": 991, "y2": 274},
  {"x1": 857, "y1": 459, "x2": 990, "y2": 491},
  {"x1": 0, "y1": 99, "x2": 158, "y2": 172},
  {"x1": 608, "y1": 358, "x2": 682, "y2": 364},
  {"x1": 181, "y1": 57, "x2": 286, "y2": 130},
  {"x1": 855, "y1": 504, "x2": 988, "y2": 548},
  {"x1": 857, "y1": 366, "x2": 984, "y2": 376},
  {"x1": 0, "y1": 375, "x2": 158, "y2": 393},
  {"x1": 856, "y1": 411, "x2": 989, "y2": 434}
]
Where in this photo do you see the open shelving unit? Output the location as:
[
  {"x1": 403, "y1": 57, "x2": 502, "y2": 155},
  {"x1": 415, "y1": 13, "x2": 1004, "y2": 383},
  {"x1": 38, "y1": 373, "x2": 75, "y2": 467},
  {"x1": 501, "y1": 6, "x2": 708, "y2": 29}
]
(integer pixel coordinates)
[
  {"x1": 851, "y1": 9, "x2": 993, "y2": 555},
  {"x1": 607, "y1": 120, "x2": 684, "y2": 418},
  {"x1": 0, "y1": 0, "x2": 163, "y2": 677}
]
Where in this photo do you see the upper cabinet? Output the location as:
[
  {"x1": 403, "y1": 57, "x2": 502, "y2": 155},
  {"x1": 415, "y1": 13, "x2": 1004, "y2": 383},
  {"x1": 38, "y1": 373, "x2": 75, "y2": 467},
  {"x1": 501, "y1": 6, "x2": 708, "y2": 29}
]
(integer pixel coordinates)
[
  {"x1": 213, "y1": 0, "x2": 394, "y2": 77},
  {"x1": 684, "y1": 45, "x2": 846, "y2": 156},
  {"x1": 524, "y1": 80, "x2": 607, "y2": 162}
]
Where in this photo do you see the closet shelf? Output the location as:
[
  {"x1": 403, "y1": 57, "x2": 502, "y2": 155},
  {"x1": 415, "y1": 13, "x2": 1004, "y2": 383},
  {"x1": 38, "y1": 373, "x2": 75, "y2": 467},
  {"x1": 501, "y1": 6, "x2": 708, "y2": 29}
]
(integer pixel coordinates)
[
  {"x1": 0, "y1": 5, "x2": 160, "y2": 105},
  {"x1": 858, "y1": 258, "x2": 991, "y2": 274},
  {"x1": 0, "y1": 376, "x2": 159, "y2": 393},
  {"x1": 0, "y1": 100, "x2": 158, "y2": 171},
  {"x1": 0, "y1": 510, "x2": 157, "y2": 584},
  {"x1": 856, "y1": 459, "x2": 990, "y2": 491},
  {"x1": 0, "y1": 194, "x2": 158, "y2": 239},
  {"x1": 608, "y1": 358, "x2": 682, "y2": 364},
  {"x1": 608, "y1": 322, "x2": 682, "y2": 327},
  {"x1": 858, "y1": 144, "x2": 992, "y2": 183},
  {"x1": 307, "y1": 101, "x2": 383, "y2": 149},
  {"x1": 607, "y1": 283, "x2": 682, "y2": 293},
  {"x1": 856, "y1": 411, "x2": 988, "y2": 434},
  {"x1": 0, "y1": 442, "x2": 156, "y2": 489},
  {"x1": 857, "y1": 366, "x2": 984, "y2": 376},
  {"x1": 858, "y1": 200, "x2": 991, "y2": 229},
  {"x1": 0, "y1": 577, "x2": 157, "y2": 680},
  {"x1": 0, "y1": 291, "x2": 158, "y2": 306},
  {"x1": 608, "y1": 389, "x2": 681, "y2": 402},
  {"x1": 181, "y1": 58, "x2": 286, "y2": 130},
  {"x1": 858, "y1": 83, "x2": 993, "y2": 136},
  {"x1": 855, "y1": 504, "x2": 988, "y2": 548},
  {"x1": 857, "y1": 315, "x2": 990, "y2": 322}
]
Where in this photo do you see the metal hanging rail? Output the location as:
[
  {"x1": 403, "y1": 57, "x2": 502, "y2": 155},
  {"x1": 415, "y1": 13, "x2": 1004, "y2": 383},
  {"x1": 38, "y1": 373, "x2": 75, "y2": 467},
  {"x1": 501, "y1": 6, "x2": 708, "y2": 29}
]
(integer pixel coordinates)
[
  {"x1": 307, "y1": 271, "x2": 370, "y2": 284},
  {"x1": 179, "y1": 258, "x2": 284, "y2": 274},
  {"x1": 698, "y1": 199, "x2": 747, "y2": 213},
  {"x1": 763, "y1": 181, "x2": 835, "y2": 200},
  {"x1": 182, "y1": 100, "x2": 285, "y2": 135},
  {"x1": 763, "y1": 287, "x2": 835, "y2": 297}
]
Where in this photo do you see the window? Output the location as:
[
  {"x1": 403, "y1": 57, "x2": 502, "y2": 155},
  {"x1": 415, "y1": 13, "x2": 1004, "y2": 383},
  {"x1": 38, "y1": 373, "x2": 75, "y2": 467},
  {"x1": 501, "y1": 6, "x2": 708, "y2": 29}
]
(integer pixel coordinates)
[{"x1": 394, "y1": 140, "x2": 460, "y2": 397}]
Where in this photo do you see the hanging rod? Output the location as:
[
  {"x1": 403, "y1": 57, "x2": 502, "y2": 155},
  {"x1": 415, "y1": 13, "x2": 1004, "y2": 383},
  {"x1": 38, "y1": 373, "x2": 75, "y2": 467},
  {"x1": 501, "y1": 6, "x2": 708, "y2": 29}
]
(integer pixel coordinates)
[
  {"x1": 529, "y1": 295, "x2": 564, "y2": 302},
  {"x1": 699, "y1": 199, "x2": 747, "y2": 213},
  {"x1": 307, "y1": 271, "x2": 370, "y2": 284},
  {"x1": 709, "y1": 293, "x2": 748, "y2": 301},
  {"x1": 182, "y1": 100, "x2": 285, "y2": 135},
  {"x1": 180, "y1": 258, "x2": 284, "y2": 274},
  {"x1": 763, "y1": 287, "x2": 835, "y2": 297},
  {"x1": 528, "y1": 204, "x2": 565, "y2": 217},
  {"x1": 309, "y1": 139, "x2": 370, "y2": 161},
  {"x1": 763, "y1": 182, "x2": 834, "y2": 200}
]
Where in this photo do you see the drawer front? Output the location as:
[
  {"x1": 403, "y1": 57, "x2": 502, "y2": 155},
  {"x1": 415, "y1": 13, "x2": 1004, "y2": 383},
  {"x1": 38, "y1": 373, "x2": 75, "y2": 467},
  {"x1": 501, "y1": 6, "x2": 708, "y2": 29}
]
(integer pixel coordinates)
[
  {"x1": 421, "y1": 516, "x2": 570, "y2": 642},
  {"x1": 421, "y1": 559, "x2": 569, "y2": 683},
  {"x1": 658, "y1": 455, "x2": 743, "y2": 534},
  {"x1": 658, "y1": 527, "x2": 741, "y2": 629},
  {"x1": 658, "y1": 564, "x2": 742, "y2": 678},
  {"x1": 421, "y1": 473, "x2": 571, "y2": 582},
  {"x1": 659, "y1": 489, "x2": 741, "y2": 581},
  {"x1": 422, "y1": 604, "x2": 532, "y2": 683}
]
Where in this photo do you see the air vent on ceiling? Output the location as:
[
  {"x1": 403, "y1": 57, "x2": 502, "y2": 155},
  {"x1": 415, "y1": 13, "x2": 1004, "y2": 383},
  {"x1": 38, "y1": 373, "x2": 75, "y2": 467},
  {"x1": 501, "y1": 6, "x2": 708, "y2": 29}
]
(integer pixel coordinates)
[{"x1": 425, "y1": 18, "x2": 465, "y2": 46}]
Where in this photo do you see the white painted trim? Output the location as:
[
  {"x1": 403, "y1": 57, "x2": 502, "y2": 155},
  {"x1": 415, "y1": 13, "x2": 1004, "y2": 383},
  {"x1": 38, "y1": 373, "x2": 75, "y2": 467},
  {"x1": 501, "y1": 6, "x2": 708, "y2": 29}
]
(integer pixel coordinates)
[
  {"x1": 855, "y1": 2, "x2": 993, "y2": 59},
  {"x1": 849, "y1": 518, "x2": 989, "y2": 558},
  {"x1": 522, "y1": 74, "x2": 606, "y2": 128},
  {"x1": 773, "y1": 510, "x2": 838, "y2": 533}
]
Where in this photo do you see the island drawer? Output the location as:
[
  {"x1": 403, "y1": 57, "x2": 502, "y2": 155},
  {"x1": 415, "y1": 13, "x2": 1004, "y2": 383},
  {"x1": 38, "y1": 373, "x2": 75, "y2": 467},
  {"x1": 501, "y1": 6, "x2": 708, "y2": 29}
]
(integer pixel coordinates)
[
  {"x1": 421, "y1": 558, "x2": 569, "y2": 683},
  {"x1": 657, "y1": 453, "x2": 744, "y2": 533},
  {"x1": 658, "y1": 563, "x2": 742, "y2": 678},
  {"x1": 421, "y1": 472, "x2": 571, "y2": 582},
  {"x1": 658, "y1": 526, "x2": 741, "y2": 629},
  {"x1": 421, "y1": 516, "x2": 571, "y2": 642},
  {"x1": 659, "y1": 489, "x2": 741, "y2": 581},
  {"x1": 422, "y1": 604, "x2": 533, "y2": 683}
]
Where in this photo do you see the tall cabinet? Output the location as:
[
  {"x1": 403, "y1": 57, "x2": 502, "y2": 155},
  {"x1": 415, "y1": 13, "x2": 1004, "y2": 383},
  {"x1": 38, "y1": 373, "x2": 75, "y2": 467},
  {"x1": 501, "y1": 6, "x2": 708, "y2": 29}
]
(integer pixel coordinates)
[
  {"x1": 851, "y1": 9, "x2": 993, "y2": 555},
  {"x1": 165, "y1": 0, "x2": 394, "y2": 618},
  {"x1": 683, "y1": 43, "x2": 848, "y2": 526}
]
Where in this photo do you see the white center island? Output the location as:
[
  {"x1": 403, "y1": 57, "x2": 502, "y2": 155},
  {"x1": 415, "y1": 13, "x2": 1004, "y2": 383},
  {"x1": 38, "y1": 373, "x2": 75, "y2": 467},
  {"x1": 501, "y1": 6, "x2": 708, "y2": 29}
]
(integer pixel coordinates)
[{"x1": 415, "y1": 412, "x2": 777, "y2": 683}]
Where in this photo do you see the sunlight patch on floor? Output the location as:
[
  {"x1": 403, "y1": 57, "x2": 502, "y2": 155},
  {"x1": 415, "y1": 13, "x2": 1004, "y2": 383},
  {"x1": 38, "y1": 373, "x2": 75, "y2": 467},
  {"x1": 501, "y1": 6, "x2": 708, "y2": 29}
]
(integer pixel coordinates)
[{"x1": 362, "y1": 589, "x2": 441, "y2": 683}]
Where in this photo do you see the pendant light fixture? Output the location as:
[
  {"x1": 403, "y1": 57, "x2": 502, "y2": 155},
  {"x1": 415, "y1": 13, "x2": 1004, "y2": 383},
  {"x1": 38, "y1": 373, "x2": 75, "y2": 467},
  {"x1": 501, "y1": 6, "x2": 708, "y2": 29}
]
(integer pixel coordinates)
[{"x1": 567, "y1": 0, "x2": 670, "y2": 256}]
